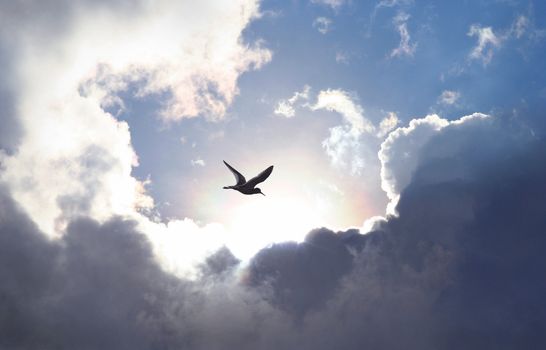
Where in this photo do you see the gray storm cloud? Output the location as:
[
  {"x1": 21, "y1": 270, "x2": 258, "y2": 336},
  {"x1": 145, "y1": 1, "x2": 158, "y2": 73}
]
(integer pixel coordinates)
[
  {"x1": 2, "y1": 114, "x2": 546, "y2": 349},
  {"x1": 1, "y1": 1, "x2": 546, "y2": 349}
]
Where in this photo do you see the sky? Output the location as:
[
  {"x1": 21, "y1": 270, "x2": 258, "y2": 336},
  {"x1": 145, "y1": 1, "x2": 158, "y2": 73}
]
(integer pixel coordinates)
[{"x1": 1, "y1": 0, "x2": 546, "y2": 348}]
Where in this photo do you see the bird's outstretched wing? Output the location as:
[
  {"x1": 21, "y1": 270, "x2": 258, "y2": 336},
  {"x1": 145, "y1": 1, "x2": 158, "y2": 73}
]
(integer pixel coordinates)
[
  {"x1": 246, "y1": 165, "x2": 274, "y2": 188},
  {"x1": 223, "y1": 160, "x2": 246, "y2": 186}
]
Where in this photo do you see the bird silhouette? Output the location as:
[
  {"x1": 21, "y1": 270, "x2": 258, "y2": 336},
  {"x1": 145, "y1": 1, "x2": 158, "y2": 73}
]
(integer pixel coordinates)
[{"x1": 222, "y1": 160, "x2": 273, "y2": 196}]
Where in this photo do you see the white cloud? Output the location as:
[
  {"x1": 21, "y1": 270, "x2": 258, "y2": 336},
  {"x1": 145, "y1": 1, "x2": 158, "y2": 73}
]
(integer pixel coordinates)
[
  {"x1": 438, "y1": 90, "x2": 461, "y2": 105},
  {"x1": 313, "y1": 17, "x2": 332, "y2": 34},
  {"x1": 465, "y1": 14, "x2": 545, "y2": 67},
  {"x1": 322, "y1": 125, "x2": 365, "y2": 175},
  {"x1": 378, "y1": 113, "x2": 490, "y2": 214},
  {"x1": 467, "y1": 25, "x2": 502, "y2": 65},
  {"x1": 312, "y1": 89, "x2": 376, "y2": 175},
  {"x1": 274, "y1": 85, "x2": 311, "y2": 118},
  {"x1": 311, "y1": 91, "x2": 402, "y2": 176},
  {"x1": 367, "y1": 0, "x2": 413, "y2": 37},
  {"x1": 312, "y1": 89, "x2": 375, "y2": 133},
  {"x1": 274, "y1": 101, "x2": 296, "y2": 118},
  {"x1": 191, "y1": 158, "x2": 206, "y2": 167},
  {"x1": 390, "y1": 12, "x2": 417, "y2": 58},
  {"x1": 377, "y1": 112, "x2": 399, "y2": 137},
  {"x1": 0, "y1": 0, "x2": 271, "y2": 276},
  {"x1": 310, "y1": 0, "x2": 346, "y2": 10}
]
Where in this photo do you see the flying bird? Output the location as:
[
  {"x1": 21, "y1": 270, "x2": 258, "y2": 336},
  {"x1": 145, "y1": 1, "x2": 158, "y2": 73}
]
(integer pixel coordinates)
[{"x1": 223, "y1": 160, "x2": 273, "y2": 196}]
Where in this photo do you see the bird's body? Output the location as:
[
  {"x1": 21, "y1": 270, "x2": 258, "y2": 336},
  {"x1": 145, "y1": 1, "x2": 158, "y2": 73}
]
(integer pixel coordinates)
[{"x1": 222, "y1": 160, "x2": 273, "y2": 196}]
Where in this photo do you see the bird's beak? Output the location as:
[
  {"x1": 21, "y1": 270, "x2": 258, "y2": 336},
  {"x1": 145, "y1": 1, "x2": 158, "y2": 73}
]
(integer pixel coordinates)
[{"x1": 261, "y1": 192, "x2": 266, "y2": 196}]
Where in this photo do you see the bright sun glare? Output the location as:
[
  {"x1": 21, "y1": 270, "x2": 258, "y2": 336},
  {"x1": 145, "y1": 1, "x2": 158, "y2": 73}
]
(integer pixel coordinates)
[{"x1": 223, "y1": 195, "x2": 322, "y2": 260}]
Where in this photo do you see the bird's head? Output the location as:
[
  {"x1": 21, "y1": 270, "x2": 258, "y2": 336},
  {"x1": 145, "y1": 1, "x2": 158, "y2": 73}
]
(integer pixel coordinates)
[{"x1": 253, "y1": 188, "x2": 265, "y2": 196}]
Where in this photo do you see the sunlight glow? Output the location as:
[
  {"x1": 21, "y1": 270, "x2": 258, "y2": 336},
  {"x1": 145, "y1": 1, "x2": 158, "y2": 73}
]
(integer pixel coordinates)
[{"x1": 224, "y1": 196, "x2": 322, "y2": 260}]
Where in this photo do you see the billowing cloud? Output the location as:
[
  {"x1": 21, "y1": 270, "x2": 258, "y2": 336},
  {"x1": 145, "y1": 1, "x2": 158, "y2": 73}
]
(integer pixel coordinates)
[
  {"x1": 390, "y1": 12, "x2": 417, "y2": 58},
  {"x1": 378, "y1": 113, "x2": 489, "y2": 213},
  {"x1": 2, "y1": 113, "x2": 546, "y2": 348},
  {"x1": 2, "y1": 2, "x2": 545, "y2": 347},
  {"x1": 313, "y1": 17, "x2": 333, "y2": 34},
  {"x1": 249, "y1": 114, "x2": 546, "y2": 348},
  {"x1": 0, "y1": 187, "x2": 291, "y2": 349},
  {"x1": 0, "y1": 1, "x2": 271, "y2": 265}
]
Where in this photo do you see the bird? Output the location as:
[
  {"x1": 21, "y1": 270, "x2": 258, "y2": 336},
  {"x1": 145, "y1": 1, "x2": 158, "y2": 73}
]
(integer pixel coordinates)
[{"x1": 222, "y1": 160, "x2": 273, "y2": 196}]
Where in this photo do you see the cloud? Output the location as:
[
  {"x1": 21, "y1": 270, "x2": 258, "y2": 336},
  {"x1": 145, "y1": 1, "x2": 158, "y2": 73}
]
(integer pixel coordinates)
[
  {"x1": 274, "y1": 100, "x2": 296, "y2": 118},
  {"x1": 191, "y1": 158, "x2": 206, "y2": 167},
  {"x1": 274, "y1": 85, "x2": 310, "y2": 118},
  {"x1": 390, "y1": 12, "x2": 417, "y2": 58},
  {"x1": 510, "y1": 15, "x2": 529, "y2": 39},
  {"x1": 466, "y1": 14, "x2": 544, "y2": 67},
  {"x1": 247, "y1": 114, "x2": 546, "y2": 348},
  {"x1": 247, "y1": 228, "x2": 358, "y2": 317},
  {"x1": 0, "y1": 0, "x2": 271, "y2": 252},
  {"x1": 377, "y1": 112, "x2": 399, "y2": 137},
  {"x1": 0, "y1": 185, "x2": 293, "y2": 349},
  {"x1": 313, "y1": 89, "x2": 375, "y2": 134},
  {"x1": 313, "y1": 17, "x2": 332, "y2": 34},
  {"x1": 2, "y1": 112, "x2": 546, "y2": 348},
  {"x1": 312, "y1": 89, "x2": 376, "y2": 175},
  {"x1": 311, "y1": 90, "x2": 399, "y2": 176},
  {"x1": 310, "y1": 0, "x2": 346, "y2": 10},
  {"x1": 467, "y1": 24, "x2": 502, "y2": 65},
  {"x1": 276, "y1": 88, "x2": 399, "y2": 178},
  {"x1": 2, "y1": 3, "x2": 546, "y2": 346},
  {"x1": 321, "y1": 125, "x2": 366, "y2": 175},
  {"x1": 367, "y1": 0, "x2": 414, "y2": 37},
  {"x1": 378, "y1": 113, "x2": 489, "y2": 213},
  {"x1": 438, "y1": 90, "x2": 461, "y2": 105}
]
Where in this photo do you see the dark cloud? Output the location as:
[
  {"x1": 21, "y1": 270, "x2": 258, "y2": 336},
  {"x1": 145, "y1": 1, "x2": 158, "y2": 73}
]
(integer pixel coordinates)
[
  {"x1": 0, "y1": 185, "x2": 289, "y2": 350},
  {"x1": 199, "y1": 246, "x2": 240, "y2": 276},
  {"x1": 0, "y1": 186, "x2": 181, "y2": 349},
  {"x1": 1, "y1": 116, "x2": 546, "y2": 349},
  {"x1": 245, "y1": 117, "x2": 546, "y2": 349},
  {"x1": 246, "y1": 228, "x2": 362, "y2": 317},
  {"x1": 299, "y1": 118, "x2": 546, "y2": 349},
  {"x1": 0, "y1": 46, "x2": 21, "y2": 153}
]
